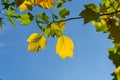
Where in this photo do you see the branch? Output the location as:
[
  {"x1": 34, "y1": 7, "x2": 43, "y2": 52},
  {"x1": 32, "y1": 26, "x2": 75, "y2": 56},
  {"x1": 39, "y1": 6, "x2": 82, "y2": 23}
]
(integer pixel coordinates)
[
  {"x1": 100, "y1": 10, "x2": 120, "y2": 16},
  {"x1": 54, "y1": 16, "x2": 83, "y2": 23},
  {"x1": 50, "y1": 10, "x2": 120, "y2": 24}
]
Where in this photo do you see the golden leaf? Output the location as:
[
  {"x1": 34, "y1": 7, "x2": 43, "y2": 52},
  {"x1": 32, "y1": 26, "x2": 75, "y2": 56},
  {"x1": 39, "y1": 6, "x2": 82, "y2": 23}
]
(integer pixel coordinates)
[
  {"x1": 19, "y1": 0, "x2": 54, "y2": 11},
  {"x1": 115, "y1": 66, "x2": 120, "y2": 75},
  {"x1": 19, "y1": 0, "x2": 32, "y2": 12},
  {"x1": 36, "y1": 0, "x2": 54, "y2": 9},
  {"x1": 56, "y1": 36, "x2": 74, "y2": 59},
  {"x1": 27, "y1": 33, "x2": 47, "y2": 53}
]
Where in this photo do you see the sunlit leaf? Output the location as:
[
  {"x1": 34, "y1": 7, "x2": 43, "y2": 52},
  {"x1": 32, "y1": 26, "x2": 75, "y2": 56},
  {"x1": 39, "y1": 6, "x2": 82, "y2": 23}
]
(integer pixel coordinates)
[
  {"x1": 56, "y1": 0, "x2": 66, "y2": 8},
  {"x1": 114, "y1": 66, "x2": 120, "y2": 80},
  {"x1": 44, "y1": 26, "x2": 51, "y2": 37},
  {"x1": 19, "y1": 0, "x2": 32, "y2": 12},
  {"x1": 17, "y1": 13, "x2": 34, "y2": 25},
  {"x1": 36, "y1": 0, "x2": 54, "y2": 9},
  {"x1": 84, "y1": 3, "x2": 97, "y2": 10},
  {"x1": 27, "y1": 33, "x2": 47, "y2": 53},
  {"x1": 56, "y1": 1, "x2": 63, "y2": 8},
  {"x1": 56, "y1": 35, "x2": 74, "y2": 59},
  {"x1": 6, "y1": 7, "x2": 18, "y2": 26},
  {"x1": 36, "y1": 13, "x2": 49, "y2": 24},
  {"x1": 44, "y1": 21, "x2": 65, "y2": 37},
  {"x1": 115, "y1": 66, "x2": 120, "y2": 74},
  {"x1": 92, "y1": 19, "x2": 108, "y2": 32},
  {"x1": 51, "y1": 21, "x2": 66, "y2": 31},
  {"x1": 8, "y1": 16, "x2": 16, "y2": 26}
]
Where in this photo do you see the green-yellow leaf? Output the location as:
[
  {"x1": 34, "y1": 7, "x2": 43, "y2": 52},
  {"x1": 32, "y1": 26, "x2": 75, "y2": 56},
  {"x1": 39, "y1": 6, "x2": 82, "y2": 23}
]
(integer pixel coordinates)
[
  {"x1": 51, "y1": 21, "x2": 66, "y2": 31},
  {"x1": 92, "y1": 19, "x2": 108, "y2": 32},
  {"x1": 56, "y1": 35, "x2": 74, "y2": 59},
  {"x1": 17, "y1": 13, "x2": 34, "y2": 25},
  {"x1": 36, "y1": 13, "x2": 49, "y2": 24},
  {"x1": 0, "y1": 23, "x2": 2, "y2": 30},
  {"x1": 6, "y1": 7, "x2": 18, "y2": 26},
  {"x1": 59, "y1": 8, "x2": 70, "y2": 18},
  {"x1": 27, "y1": 33, "x2": 47, "y2": 53},
  {"x1": 115, "y1": 66, "x2": 120, "y2": 80},
  {"x1": 115, "y1": 66, "x2": 120, "y2": 75}
]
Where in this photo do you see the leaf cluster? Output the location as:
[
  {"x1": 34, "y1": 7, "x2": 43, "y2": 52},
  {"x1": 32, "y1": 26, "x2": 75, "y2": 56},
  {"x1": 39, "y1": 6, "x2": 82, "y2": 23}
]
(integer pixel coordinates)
[{"x1": 1, "y1": 0, "x2": 120, "y2": 80}]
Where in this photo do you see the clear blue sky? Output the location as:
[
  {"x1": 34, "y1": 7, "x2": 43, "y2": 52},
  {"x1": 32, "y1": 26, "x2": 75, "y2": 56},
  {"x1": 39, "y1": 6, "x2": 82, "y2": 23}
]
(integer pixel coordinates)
[{"x1": 0, "y1": 0, "x2": 115, "y2": 80}]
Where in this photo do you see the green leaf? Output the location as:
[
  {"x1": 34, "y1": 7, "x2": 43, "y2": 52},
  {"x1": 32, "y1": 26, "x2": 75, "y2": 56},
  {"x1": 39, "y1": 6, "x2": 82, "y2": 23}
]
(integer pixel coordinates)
[
  {"x1": 55, "y1": 30, "x2": 63, "y2": 37},
  {"x1": 111, "y1": 72, "x2": 117, "y2": 80},
  {"x1": 44, "y1": 26, "x2": 63, "y2": 37},
  {"x1": 84, "y1": 3, "x2": 97, "y2": 10},
  {"x1": 6, "y1": 7, "x2": 18, "y2": 26},
  {"x1": 17, "y1": 13, "x2": 34, "y2": 25},
  {"x1": 107, "y1": 18, "x2": 120, "y2": 43},
  {"x1": 80, "y1": 8, "x2": 99, "y2": 24},
  {"x1": 1, "y1": 0, "x2": 5, "y2": 3},
  {"x1": 116, "y1": 74, "x2": 120, "y2": 80},
  {"x1": 109, "y1": 44, "x2": 120, "y2": 80},
  {"x1": 0, "y1": 23, "x2": 2, "y2": 30},
  {"x1": 56, "y1": 0, "x2": 68, "y2": 8},
  {"x1": 52, "y1": 14, "x2": 58, "y2": 20},
  {"x1": 109, "y1": 46, "x2": 120, "y2": 68},
  {"x1": 59, "y1": 8, "x2": 70, "y2": 18},
  {"x1": 92, "y1": 19, "x2": 108, "y2": 33},
  {"x1": 8, "y1": 16, "x2": 16, "y2": 26},
  {"x1": 36, "y1": 13, "x2": 49, "y2": 24},
  {"x1": 56, "y1": 1, "x2": 63, "y2": 8},
  {"x1": 44, "y1": 26, "x2": 51, "y2": 37},
  {"x1": 107, "y1": 7, "x2": 115, "y2": 13},
  {"x1": 6, "y1": 0, "x2": 9, "y2": 3}
]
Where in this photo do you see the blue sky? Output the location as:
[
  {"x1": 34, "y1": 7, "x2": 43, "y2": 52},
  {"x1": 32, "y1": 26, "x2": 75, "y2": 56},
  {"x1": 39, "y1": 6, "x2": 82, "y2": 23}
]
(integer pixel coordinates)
[{"x1": 0, "y1": 0, "x2": 116, "y2": 80}]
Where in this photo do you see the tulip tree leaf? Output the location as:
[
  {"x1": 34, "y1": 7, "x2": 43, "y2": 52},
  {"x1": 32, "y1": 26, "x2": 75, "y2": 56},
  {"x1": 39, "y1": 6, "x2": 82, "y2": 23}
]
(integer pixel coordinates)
[
  {"x1": 80, "y1": 8, "x2": 99, "y2": 24},
  {"x1": 6, "y1": 7, "x2": 18, "y2": 26},
  {"x1": 56, "y1": 36, "x2": 74, "y2": 59},
  {"x1": 36, "y1": 13, "x2": 49, "y2": 24},
  {"x1": 59, "y1": 8, "x2": 70, "y2": 18},
  {"x1": 17, "y1": 13, "x2": 34, "y2": 25},
  {"x1": 27, "y1": 33, "x2": 47, "y2": 53}
]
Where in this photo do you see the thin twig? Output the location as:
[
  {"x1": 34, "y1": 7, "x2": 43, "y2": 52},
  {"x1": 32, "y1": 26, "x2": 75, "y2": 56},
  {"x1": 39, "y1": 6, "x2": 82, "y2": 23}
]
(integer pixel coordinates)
[{"x1": 49, "y1": 10, "x2": 120, "y2": 24}]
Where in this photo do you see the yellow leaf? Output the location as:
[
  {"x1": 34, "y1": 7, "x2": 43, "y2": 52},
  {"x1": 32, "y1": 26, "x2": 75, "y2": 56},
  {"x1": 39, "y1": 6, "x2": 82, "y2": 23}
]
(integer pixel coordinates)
[
  {"x1": 36, "y1": 0, "x2": 54, "y2": 9},
  {"x1": 51, "y1": 21, "x2": 66, "y2": 31},
  {"x1": 19, "y1": 0, "x2": 54, "y2": 11},
  {"x1": 56, "y1": 36, "x2": 74, "y2": 59},
  {"x1": 115, "y1": 66, "x2": 120, "y2": 75},
  {"x1": 27, "y1": 33, "x2": 47, "y2": 53},
  {"x1": 19, "y1": 0, "x2": 32, "y2": 12}
]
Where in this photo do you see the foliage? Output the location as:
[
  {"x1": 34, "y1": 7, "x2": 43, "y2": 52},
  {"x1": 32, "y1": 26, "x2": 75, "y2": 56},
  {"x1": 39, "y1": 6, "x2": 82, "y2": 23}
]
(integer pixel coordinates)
[
  {"x1": 56, "y1": 35, "x2": 74, "y2": 59},
  {"x1": 27, "y1": 33, "x2": 47, "y2": 53},
  {"x1": 1, "y1": 0, "x2": 120, "y2": 80}
]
